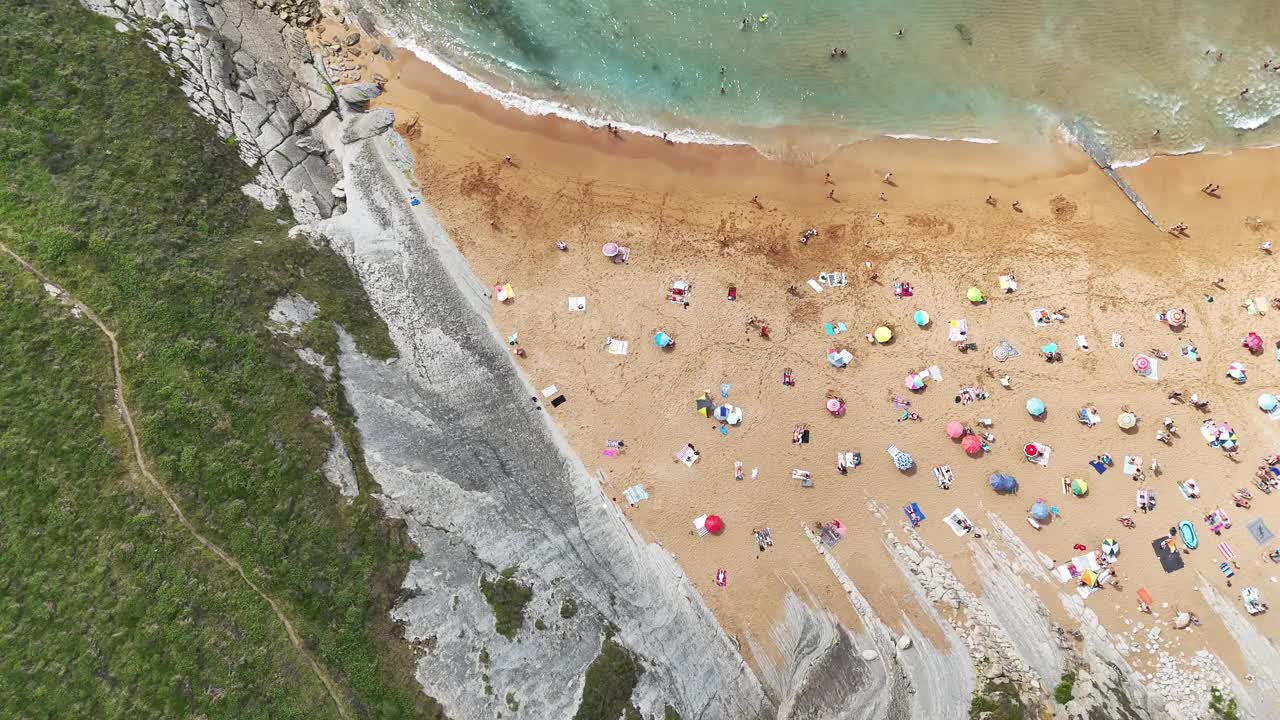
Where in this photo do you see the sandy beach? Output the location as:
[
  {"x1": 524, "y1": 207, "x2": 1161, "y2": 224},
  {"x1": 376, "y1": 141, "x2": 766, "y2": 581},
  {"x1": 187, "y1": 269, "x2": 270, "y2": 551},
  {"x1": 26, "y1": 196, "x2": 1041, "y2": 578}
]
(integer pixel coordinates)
[{"x1": 320, "y1": 20, "x2": 1280, "y2": 695}]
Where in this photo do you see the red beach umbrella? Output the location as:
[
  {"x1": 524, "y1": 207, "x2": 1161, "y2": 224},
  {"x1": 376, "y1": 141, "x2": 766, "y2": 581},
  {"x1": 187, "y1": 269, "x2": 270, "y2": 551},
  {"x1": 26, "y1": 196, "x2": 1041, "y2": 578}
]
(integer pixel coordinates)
[
  {"x1": 962, "y1": 434, "x2": 983, "y2": 455},
  {"x1": 704, "y1": 514, "x2": 724, "y2": 535}
]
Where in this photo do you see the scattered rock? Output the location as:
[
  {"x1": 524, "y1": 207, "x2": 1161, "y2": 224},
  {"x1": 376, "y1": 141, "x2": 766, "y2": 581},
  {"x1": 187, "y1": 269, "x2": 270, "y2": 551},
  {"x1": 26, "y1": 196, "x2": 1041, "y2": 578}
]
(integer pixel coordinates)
[
  {"x1": 345, "y1": 32, "x2": 361, "y2": 46},
  {"x1": 331, "y1": 180, "x2": 347, "y2": 199},
  {"x1": 336, "y1": 82, "x2": 382, "y2": 105},
  {"x1": 860, "y1": 649, "x2": 878, "y2": 661},
  {"x1": 896, "y1": 635, "x2": 913, "y2": 650}
]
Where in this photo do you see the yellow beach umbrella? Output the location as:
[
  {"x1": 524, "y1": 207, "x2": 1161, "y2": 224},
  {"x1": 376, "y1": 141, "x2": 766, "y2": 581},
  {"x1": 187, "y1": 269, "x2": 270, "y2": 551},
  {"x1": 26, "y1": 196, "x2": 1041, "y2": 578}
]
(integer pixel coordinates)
[{"x1": 874, "y1": 326, "x2": 893, "y2": 343}]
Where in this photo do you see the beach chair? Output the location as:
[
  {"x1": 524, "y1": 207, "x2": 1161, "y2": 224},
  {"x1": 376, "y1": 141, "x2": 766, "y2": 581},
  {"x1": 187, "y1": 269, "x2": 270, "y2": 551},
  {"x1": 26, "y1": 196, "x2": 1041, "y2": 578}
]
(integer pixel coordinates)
[
  {"x1": 1026, "y1": 517, "x2": 1042, "y2": 531},
  {"x1": 932, "y1": 465, "x2": 954, "y2": 490},
  {"x1": 948, "y1": 319, "x2": 968, "y2": 342},
  {"x1": 807, "y1": 278, "x2": 824, "y2": 294},
  {"x1": 612, "y1": 246, "x2": 630, "y2": 263}
]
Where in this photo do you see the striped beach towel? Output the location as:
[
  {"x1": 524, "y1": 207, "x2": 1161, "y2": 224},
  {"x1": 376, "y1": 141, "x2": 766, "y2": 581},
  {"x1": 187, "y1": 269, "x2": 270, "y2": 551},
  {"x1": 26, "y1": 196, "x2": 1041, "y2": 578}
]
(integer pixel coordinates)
[{"x1": 1218, "y1": 542, "x2": 1234, "y2": 560}]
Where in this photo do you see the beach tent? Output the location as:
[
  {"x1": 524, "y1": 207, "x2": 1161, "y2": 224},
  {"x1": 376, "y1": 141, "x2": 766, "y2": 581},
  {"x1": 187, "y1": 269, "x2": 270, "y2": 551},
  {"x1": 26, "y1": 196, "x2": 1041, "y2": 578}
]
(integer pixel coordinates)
[
  {"x1": 989, "y1": 473, "x2": 1017, "y2": 493},
  {"x1": 704, "y1": 514, "x2": 724, "y2": 535},
  {"x1": 945, "y1": 420, "x2": 964, "y2": 439},
  {"x1": 1070, "y1": 479, "x2": 1088, "y2": 496},
  {"x1": 914, "y1": 310, "x2": 930, "y2": 327},
  {"x1": 1026, "y1": 398, "x2": 1046, "y2": 417},
  {"x1": 961, "y1": 434, "x2": 983, "y2": 456},
  {"x1": 696, "y1": 394, "x2": 716, "y2": 417},
  {"x1": 1030, "y1": 502, "x2": 1050, "y2": 521}
]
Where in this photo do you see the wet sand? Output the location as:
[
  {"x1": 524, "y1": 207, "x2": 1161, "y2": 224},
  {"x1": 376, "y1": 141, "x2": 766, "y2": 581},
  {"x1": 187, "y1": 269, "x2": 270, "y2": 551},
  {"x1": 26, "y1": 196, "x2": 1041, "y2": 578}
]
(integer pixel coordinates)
[{"x1": 322, "y1": 21, "x2": 1280, "y2": 685}]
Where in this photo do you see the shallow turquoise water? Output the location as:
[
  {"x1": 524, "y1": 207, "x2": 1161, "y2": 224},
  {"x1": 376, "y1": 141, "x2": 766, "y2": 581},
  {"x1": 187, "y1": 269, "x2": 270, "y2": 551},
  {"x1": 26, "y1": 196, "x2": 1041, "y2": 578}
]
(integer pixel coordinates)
[{"x1": 369, "y1": 0, "x2": 1280, "y2": 160}]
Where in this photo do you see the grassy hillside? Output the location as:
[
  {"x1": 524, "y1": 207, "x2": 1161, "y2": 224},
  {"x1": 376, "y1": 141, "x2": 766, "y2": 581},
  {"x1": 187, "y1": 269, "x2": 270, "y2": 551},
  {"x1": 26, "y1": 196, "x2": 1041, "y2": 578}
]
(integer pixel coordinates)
[{"x1": 0, "y1": 0, "x2": 438, "y2": 717}]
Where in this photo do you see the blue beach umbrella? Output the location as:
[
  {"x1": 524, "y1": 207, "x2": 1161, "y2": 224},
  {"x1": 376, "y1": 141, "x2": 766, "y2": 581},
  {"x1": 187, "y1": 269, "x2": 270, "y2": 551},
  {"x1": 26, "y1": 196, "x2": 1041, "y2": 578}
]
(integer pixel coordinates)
[
  {"x1": 894, "y1": 452, "x2": 914, "y2": 470},
  {"x1": 654, "y1": 332, "x2": 671, "y2": 348},
  {"x1": 914, "y1": 310, "x2": 930, "y2": 327},
  {"x1": 1260, "y1": 393, "x2": 1278, "y2": 412},
  {"x1": 989, "y1": 473, "x2": 1017, "y2": 493},
  {"x1": 1026, "y1": 397, "x2": 1046, "y2": 417},
  {"x1": 1030, "y1": 502, "x2": 1050, "y2": 521}
]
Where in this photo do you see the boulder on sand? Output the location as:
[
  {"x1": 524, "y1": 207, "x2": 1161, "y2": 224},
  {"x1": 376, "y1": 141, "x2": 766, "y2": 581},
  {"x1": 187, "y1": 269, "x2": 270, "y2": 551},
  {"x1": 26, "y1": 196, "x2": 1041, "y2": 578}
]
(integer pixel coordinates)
[{"x1": 336, "y1": 82, "x2": 382, "y2": 105}]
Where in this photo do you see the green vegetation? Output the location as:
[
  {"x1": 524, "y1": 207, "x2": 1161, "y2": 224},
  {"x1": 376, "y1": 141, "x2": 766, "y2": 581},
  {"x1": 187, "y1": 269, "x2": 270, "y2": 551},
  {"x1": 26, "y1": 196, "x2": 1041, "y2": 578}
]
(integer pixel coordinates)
[
  {"x1": 968, "y1": 681, "x2": 1026, "y2": 720},
  {"x1": 535, "y1": 618, "x2": 547, "y2": 631},
  {"x1": 505, "y1": 691, "x2": 519, "y2": 712},
  {"x1": 560, "y1": 598, "x2": 579, "y2": 619},
  {"x1": 0, "y1": 1, "x2": 434, "y2": 717},
  {"x1": 1054, "y1": 672, "x2": 1076, "y2": 704},
  {"x1": 623, "y1": 705, "x2": 643, "y2": 720},
  {"x1": 664, "y1": 704, "x2": 683, "y2": 720},
  {"x1": 479, "y1": 647, "x2": 491, "y2": 666},
  {"x1": 574, "y1": 627, "x2": 644, "y2": 720},
  {"x1": 480, "y1": 566, "x2": 533, "y2": 639},
  {"x1": 1209, "y1": 687, "x2": 1240, "y2": 720}
]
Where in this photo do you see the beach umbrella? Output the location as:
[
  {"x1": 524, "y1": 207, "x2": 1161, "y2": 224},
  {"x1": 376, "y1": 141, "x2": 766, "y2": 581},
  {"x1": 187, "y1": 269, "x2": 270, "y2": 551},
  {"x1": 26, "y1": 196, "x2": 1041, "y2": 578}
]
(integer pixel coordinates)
[
  {"x1": 1117, "y1": 412, "x2": 1138, "y2": 429},
  {"x1": 1080, "y1": 569, "x2": 1098, "y2": 587},
  {"x1": 1245, "y1": 332, "x2": 1264, "y2": 353},
  {"x1": 1132, "y1": 354, "x2": 1152, "y2": 374},
  {"x1": 1030, "y1": 502, "x2": 1050, "y2": 521},
  {"x1": 1026, "y1": 397, "x2": 1046, "y2": 417},
  {"x1": 704, "y1": 514, "x2": 724, "y2": 534},
  {"x1": 914, "y1": 310, "x2": 930, "y2": 327},
  {"x1": 1166, "y1": 308, "x2": 1185, "y2": 327},
  {"x1": 1024, "y1": 443, "x2": 1041, "y2": 459},
  {"x1": 601, "y1": 242, "x2": 620, "y2": 257},
  {"x1": 1041, "y1": 343, "x2": 1058, "y2": 355},
  {"x1": 874, "y1": 326, "x2": 893, "y2": 343},
  {"x1": 962, "y1": 434, "x2": 983, "y2": 456},
  {"x1": 654, "y1": 331, "x2": 671, "y2": 348},
  {"x1": 989, "y1": 473, "x2": 1017, "y2": 493},
  {"x1": 904, "y1": 373, "x2": 926, "y2": 390},
  {"x1": 826, "y1": 398, "x2": 845, "y2": 415},
  {"x1": 966, "y1": 287, "x2": 984, "y2": 303},
  {"x1": 1227, "y1": 361, "x2": 1247, "y2": 382},
  {"x1": 1259, "y1": 394, "x2": 1279, "y2": 412},
  {"x1": 946, "y1": 420, "x2": 964, "y2": 439},
  {"x1": 894, "y1": 451, "x2": 914, "y2": 470},
  {"x1": 1070, "y1": 479, "x2": 1088, "y2": 496},
  {"x1": 1174, "y1": 611, "x2": 1191, "y2": 629}
]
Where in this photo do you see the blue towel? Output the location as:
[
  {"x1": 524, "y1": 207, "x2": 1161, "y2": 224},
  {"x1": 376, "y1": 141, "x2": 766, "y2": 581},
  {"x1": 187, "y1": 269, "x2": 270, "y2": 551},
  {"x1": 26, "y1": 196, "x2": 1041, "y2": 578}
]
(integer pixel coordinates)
[
  {"x1": 1090, "y1": 461, "x2": 1106, "y2": 474},
  {"x1": 720, "y1": 383, "x2": 730, "y2": 398}
]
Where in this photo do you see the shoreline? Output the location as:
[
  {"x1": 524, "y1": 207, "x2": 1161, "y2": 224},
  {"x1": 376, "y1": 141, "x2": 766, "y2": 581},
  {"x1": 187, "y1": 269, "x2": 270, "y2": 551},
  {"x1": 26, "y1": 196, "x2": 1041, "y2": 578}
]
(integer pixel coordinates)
[{"x1": 363, "y1": 10, "x2": 1280, "y2": 170}]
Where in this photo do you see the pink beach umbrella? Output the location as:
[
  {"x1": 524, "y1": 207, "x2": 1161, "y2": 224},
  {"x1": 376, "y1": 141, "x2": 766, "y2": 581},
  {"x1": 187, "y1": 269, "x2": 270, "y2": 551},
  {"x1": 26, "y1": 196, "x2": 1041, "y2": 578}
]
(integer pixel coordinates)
[
  {"x1": 962, "y1": 434, "x2": 984, "y2": 456},
  {"x1": 1244, "y1": 332, "x2": 1263, "y2": 353},
  {"x1": 601, "y1": 242, "x2": 620, "y2": 257},
  {"x1": 1133, "y1": 354, "x2": 1152, "y2": 374},
  {"x1": 826, "y1": 397, "x2": 845, "y2": 416},
  {"x1": 1166, "y1": 308, "x2": 1185, "y2": 328},
  {"x1": 946, "y1": 420, "x2": 964, "y2": 439}
]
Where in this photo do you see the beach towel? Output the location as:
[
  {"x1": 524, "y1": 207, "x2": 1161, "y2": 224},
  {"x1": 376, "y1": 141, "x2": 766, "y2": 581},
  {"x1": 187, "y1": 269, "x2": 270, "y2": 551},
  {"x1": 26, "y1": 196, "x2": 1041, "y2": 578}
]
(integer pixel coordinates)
[
  {"x1": 822, "y1": 271, "x2": 848, "y2": 288},
  {"x1": 622, "y1": 485, "x2": 649, "y2": 505},
  {"x1": 714, "y1": 568, "x2": 728, "y2": 586},
  {"x1": 675, "y1": 444, "x2": 700, "y2": 466},
  {"x1": 904, "y1": 502, "x2": 925, "y2": 527},
  {"x1": 943, "y1": 508, "x2": 970, "y2": 537},
  {"x1": 568, "y1": 296, "x2": 586, "y2": 312},
  {"x1": 605, "y1": 337, "x2": 629, "y2": 355},
  {"x1": 1219, "y1": 562, "x2": 1234, "y2": 578},
  {"x1": 1182, "y1": 344, "x2": 1199, "y2": 361},
  {"x1": 999, "y1": 275, "x2": 1018, "y2": 293},
  {"x1": 1123, "y1": 456, "x2": 1142, "y2": 476},
  {"x1": 1078, "y1": 408, "x2": 1100, "y2": 426},
  {"x1": 1111, "y1": 333, "x2": 1124, "y2": 349},
  {"x1": 948, "y1": 319, "x2": 968, "y2": 342},
  {"x1": 542, "y1": 384, "x2": 560, "y2": 398},
  {"x1": 1248, "y1": 518, "x2": 1276, "y2": 545},
  {"x1": 933, "y1": 465, "x2": 954, "y2": 490},
  {"x1": 1151, "y1": 537, "x2": 1185, "y2": 573},
  {"x1": 1026, "y1": 444, "x2": 1051, "y2": 466},
  {"x1": 1089, "y1": 460, "x2": 1107, "y2": 474},
  {"x1": 1030, "y1": 308, "x2": 1052, "y2": 327},
  {"x1": 824, "y1": 321, "x2": 848, "y2": 336},
  {"x1": 495, "y1": 283, "x2": 514, "y2": 302},
  {"x1": 807, "y1": 278, "x2": 824, "y2": 294},
  {"x1": 1076, "y1": 335, "x2": 1090, "y2": 352},
  {"x1": 1219, "y1": 542, "x2": 1235, "y2": 560}
]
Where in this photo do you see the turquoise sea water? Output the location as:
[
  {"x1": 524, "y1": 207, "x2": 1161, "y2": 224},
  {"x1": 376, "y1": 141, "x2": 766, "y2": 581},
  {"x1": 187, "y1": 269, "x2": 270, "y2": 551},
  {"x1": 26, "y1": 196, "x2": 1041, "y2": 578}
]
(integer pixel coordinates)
[{"x1": 367, "y1": 0, "x2": 1280, "y2": 162}]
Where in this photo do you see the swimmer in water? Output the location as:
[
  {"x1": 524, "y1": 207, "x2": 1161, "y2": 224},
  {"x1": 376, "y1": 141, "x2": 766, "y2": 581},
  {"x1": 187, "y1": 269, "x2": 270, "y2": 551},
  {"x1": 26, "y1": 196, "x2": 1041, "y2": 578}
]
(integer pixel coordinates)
[{"x1": 897, "y1": 28, "x2": 904, "y2": 37}]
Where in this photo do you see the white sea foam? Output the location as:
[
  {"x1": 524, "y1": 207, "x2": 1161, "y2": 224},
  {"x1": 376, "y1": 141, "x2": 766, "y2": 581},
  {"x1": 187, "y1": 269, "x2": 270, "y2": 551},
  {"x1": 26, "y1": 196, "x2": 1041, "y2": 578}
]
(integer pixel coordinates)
[
  {"x1": 390, "y1": 33, "x2": 746, "y2": 147},
  {"x1": 885, "y1": 133, "x2": 999, "y2": 144}
]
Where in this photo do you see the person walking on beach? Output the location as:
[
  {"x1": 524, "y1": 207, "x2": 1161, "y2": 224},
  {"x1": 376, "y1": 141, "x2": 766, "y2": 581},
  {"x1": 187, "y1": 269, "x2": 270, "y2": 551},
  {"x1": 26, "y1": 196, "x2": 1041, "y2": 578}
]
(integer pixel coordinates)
[
  {"x1": 1011, "y1": 200, "x2": 1021, "y2": 212},
  {"x1": 750, "y1": 195, "x2": 763, "y2": 208},
  {"x1": 827, "y1": 189, "x2": 836, "y2": 200},
  {"x1": 985, "y1": 195, "x2": 997, "y2": 206},
  {"x1": 824, "y1": 172, "x2": 834, "y2": 185},
  {"x1": 883, "y1": 172, "x2": 894, "y2": 185},
  {"x1": 879, "y1": 192, "x2": 886, "y2": 201},
  {"x1": 504, "y1": 155, "x2": 515, "y2": 166}
]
